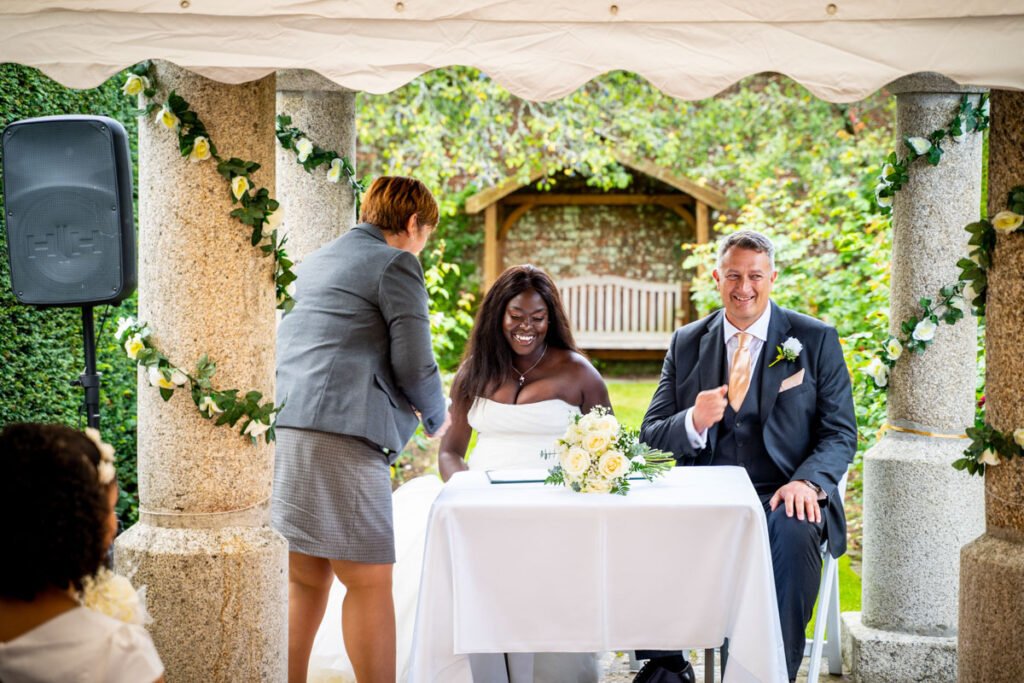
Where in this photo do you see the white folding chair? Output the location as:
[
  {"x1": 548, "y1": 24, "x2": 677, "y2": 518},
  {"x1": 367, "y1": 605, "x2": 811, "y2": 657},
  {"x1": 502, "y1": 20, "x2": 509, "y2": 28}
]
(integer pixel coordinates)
[{"x1": 803, "y1": 469, "x2": 849, "y2": 682}]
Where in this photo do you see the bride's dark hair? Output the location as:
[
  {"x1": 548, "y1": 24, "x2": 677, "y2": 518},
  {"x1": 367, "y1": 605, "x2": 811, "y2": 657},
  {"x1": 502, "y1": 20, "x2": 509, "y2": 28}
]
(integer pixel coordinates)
[{"x1": 455, "y1": 264, "x2": 579, "y2": 402}]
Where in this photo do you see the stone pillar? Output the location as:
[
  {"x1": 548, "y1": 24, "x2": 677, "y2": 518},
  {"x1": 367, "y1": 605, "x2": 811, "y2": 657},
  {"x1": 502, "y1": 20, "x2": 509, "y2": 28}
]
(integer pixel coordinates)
[
  {"x1": 958, "y1": 89, "x2": 1024, "y2": 683},
  {"x1": 842, "y1": 74, "x2": 986, "y2": 683},
  {"x1": 114, "y1": 62, "x2": 287, "y2": 681},
  {"x1": 276, "y1": 69, "x2": 358, "y2": 263}
]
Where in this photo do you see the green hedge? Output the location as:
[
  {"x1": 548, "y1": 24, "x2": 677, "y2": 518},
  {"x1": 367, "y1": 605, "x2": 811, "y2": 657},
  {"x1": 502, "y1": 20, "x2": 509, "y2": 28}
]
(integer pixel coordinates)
[{"x1": 0, "y1": 64, "x2": 141, "y2": 525}]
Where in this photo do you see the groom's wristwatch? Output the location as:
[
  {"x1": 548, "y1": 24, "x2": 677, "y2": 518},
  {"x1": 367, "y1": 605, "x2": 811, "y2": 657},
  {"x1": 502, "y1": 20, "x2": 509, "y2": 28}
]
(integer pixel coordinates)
[{"x1": 802, "y1": 480, "x2": 822, "y2": 495}]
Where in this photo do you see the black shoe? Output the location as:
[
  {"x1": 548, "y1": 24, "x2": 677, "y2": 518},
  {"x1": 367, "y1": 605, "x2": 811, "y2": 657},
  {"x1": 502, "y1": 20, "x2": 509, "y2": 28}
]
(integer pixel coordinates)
[{"x1": 632, "y1": 659, "x2": 696, "y2": 683}]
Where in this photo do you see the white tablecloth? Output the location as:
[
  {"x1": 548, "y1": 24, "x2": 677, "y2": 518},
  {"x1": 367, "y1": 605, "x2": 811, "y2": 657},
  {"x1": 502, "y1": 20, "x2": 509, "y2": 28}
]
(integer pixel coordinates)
[{"x1": 408, "y1": 466, "x2": 788, "y2": 683}]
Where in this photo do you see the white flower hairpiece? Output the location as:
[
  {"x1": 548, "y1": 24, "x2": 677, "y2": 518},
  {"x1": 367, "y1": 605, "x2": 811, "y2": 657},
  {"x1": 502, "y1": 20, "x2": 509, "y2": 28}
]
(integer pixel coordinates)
[
  {"x1": 81, "y1": 567, "x2": 150, "y2": 625},
  {"x1": 83, "y1": 427, "x2": 117, "y2": 486}
]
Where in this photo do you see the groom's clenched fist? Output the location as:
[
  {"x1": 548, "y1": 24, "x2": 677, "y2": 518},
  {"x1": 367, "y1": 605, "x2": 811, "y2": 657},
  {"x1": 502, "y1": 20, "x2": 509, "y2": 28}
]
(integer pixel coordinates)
[{"x1": 691, "y1": 384, "x2": 729, "y2": 433}]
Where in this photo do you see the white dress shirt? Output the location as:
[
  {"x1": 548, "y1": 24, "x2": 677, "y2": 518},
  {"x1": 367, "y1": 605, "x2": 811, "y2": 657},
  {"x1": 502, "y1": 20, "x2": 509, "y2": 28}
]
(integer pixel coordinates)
[{"x1": 684, "y1": 305, "x2": 772, "y2": 449}]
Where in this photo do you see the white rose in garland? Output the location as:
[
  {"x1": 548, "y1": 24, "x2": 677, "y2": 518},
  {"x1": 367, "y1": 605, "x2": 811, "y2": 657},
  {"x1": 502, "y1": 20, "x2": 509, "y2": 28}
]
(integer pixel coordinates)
[
  {"x1": 295, "y1": 137, "x2": 314, "y2": 163},
  {"x1": 865, "y1": 357, "x2": 889, "y2": 389},
  {"x1": 912, "y1": 318, "x2": 937, "y2": 342},
  {"x1": 979, "y1": 448, "x2": 1001, "y2": 467},
  {"x1": 189, "y1": 135, "x2": 212, "y2": 163},
  {"x1": 884, "y1": 337, "x2": 903, "y2": 362},
  {"x1": 198, "y1": 395, "x2": 223, "y2": 416},
  {"x1": 906, "y1": 136, "x2": 932, "y2": 157},
  {"x1": 243, "y1": 419, "x2": 271, "y2": 439},
  {"x1": 1014, "y1": 429, "x2": 1024, "y2": 449},
  {"x1": 992, "y1": 210, "x2": 1023, "y2": 234},
  {"x1": 122, "y1": 73, "x2": 150, "y2": 97},
  {"x1": 155, "y1": 104, "x2": 180, "y2": 131},
  {"x1": 326, "y1": 157, "x2": 343, "y2": 183},
  {"x1": 124, "y1": 334, "x2": 145, "y2": 360},
  {"x1": 231, "y1": 175, "x2": 250, "y2": 200},
  {"x1": 147, "y1": 366, "x2": 176, "y2": 389}
]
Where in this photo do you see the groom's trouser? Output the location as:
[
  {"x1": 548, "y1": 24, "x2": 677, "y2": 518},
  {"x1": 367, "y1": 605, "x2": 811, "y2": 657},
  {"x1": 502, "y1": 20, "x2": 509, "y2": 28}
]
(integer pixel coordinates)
[{"x1": 637, "y1": 497, "x2": 825, "y2": 682}]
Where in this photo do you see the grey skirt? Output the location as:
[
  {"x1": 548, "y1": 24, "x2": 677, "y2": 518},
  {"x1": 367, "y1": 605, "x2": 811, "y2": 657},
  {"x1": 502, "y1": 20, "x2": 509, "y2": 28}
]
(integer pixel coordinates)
[{"x1": 271, "y1": 427, "x2": 395, "y2": 563}]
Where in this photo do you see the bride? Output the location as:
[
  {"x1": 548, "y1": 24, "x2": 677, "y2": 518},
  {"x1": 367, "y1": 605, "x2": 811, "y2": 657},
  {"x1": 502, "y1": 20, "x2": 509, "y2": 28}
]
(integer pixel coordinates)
[{"x1": 309, "y1": 264, "x2": 611, "y2": 683}]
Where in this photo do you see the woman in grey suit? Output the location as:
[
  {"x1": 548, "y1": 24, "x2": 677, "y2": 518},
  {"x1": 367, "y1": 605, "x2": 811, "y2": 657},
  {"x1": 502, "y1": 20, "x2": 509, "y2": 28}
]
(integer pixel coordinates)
[{"x1": 272, "y1": 176, "x2": 450, "y2": 683}]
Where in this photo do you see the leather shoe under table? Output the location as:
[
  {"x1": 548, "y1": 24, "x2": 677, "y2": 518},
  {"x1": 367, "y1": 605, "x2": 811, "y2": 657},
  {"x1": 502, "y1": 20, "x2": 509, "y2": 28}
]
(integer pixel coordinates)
[{"x1": 632, "y1": 659, "x2": 696, "y2": 683}]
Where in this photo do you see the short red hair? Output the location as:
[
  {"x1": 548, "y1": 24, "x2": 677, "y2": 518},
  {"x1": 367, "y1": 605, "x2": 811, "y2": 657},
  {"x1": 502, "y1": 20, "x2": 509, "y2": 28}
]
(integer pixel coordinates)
[{"x1": 360, "y1": 176, "x2": 439, "y2": 235}]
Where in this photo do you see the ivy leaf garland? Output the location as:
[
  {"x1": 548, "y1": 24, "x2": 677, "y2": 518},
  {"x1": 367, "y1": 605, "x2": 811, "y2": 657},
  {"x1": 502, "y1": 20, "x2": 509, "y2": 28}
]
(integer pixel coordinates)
[
  {"x1": 275, "y1": 114, "x2": 366, "y2": 215},
  {"x1": 874, "y1": 94, "x2": 990, "y2": 214},
  {"x1": 126, "y1": 61, "x2": 296, "y2": 313}
]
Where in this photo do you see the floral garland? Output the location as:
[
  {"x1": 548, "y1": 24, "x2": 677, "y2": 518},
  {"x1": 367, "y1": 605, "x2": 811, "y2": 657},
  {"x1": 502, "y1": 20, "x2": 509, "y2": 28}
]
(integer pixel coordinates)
[
  {"x1": 116, "y1": 317, "x2": 280, "y2": 443},
  {"x1": 124, "y1": 62, "x2": 297, "y2": 312},
  {"x1": 81, "y1": 567, "x2": 150, "y2": 625},
  {"x1": 956, "y1": 185, "x2": 1024, "y2": 317},
  {"x1": 874, "y1": 94, "x2": 990, "y2": 214},
  {"x1": 275, "y1": 115, "x2": 365, "y2": 215},
  {"x1": 864, "y1": 282, "x2": 969, "y2": 389}
]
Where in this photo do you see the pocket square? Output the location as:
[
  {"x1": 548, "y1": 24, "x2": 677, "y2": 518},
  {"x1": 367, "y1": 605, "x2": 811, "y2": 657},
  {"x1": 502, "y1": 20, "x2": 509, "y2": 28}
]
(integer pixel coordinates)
[{"x1": 779, "y1": 368, "x2": 805, "y2": 393}]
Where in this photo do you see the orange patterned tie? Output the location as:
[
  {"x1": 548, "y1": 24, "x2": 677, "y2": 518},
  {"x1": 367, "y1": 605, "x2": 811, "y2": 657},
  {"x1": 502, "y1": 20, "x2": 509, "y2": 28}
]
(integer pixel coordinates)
[{"x1": 728, "y1": 332, "x2": 752, "y2": 411}]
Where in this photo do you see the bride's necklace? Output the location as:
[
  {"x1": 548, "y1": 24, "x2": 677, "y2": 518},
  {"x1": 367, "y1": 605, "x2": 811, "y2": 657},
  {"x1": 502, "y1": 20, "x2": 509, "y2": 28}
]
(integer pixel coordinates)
[{"x1": 512, "y1": 345, "x2": 548, "y2": 387}]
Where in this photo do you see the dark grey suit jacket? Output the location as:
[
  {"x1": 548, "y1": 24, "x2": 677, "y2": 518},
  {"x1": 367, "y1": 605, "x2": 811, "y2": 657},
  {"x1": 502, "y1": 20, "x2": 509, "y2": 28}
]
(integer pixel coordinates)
[
  {"x1": 641, "y1": 301, "x2": 857, "y2": 557},
  {"x1": 275, "y1": 223, "x2": 446, "y2": 458}
]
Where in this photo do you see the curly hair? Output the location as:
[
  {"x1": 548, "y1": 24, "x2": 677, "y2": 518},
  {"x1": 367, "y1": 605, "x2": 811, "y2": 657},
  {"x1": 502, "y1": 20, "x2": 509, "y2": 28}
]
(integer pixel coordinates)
[
  {"x1": 1, "y1": 423, "x2": 110, "y2": 601},
  {"x1": 455, "y1": 264, "x2": 579, "y2": 402}
]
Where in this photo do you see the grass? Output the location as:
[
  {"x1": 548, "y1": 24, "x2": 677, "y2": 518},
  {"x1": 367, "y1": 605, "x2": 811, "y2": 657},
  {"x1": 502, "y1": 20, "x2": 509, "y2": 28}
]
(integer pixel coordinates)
[{"x1": 606, "y1": 379, "x2": 863, "y2": 630}]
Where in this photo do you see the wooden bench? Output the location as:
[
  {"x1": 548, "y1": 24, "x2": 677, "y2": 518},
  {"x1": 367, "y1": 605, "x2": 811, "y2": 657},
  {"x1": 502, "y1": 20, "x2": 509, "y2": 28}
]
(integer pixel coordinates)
[{"x1": 557, "y1": 275, "x2": 689, "y2": 356}]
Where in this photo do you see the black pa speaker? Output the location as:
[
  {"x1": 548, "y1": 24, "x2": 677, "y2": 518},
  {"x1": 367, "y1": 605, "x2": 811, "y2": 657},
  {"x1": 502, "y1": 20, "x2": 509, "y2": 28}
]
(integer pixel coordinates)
[{"x1": 2, "y1": 115, "x2": 136, "y2": 306}]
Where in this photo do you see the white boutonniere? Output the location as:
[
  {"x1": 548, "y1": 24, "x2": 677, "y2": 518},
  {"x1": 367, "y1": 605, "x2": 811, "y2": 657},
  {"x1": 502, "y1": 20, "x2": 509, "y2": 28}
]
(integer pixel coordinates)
[{"x1": 768, "y1": 337, "x2": 802, "y2": 367}]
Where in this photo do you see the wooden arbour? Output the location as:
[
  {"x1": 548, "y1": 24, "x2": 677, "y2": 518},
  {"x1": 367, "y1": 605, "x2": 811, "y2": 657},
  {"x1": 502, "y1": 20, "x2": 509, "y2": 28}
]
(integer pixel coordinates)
[{"x1": 465, "y1": 152, "x2": 729, "y2": 290}]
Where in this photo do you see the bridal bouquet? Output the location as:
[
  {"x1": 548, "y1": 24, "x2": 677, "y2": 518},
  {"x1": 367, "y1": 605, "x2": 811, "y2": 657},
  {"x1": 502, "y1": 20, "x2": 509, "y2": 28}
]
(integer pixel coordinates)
[{"x1": 544, "y1": 406, "x2": 675, "y2": 495}]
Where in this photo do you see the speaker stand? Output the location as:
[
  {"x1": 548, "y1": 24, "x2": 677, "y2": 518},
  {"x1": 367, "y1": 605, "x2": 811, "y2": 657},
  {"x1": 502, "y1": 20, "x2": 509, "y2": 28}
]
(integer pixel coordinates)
[{"x1": 73, "y1": 305, "x2": 101, "y2": 429}]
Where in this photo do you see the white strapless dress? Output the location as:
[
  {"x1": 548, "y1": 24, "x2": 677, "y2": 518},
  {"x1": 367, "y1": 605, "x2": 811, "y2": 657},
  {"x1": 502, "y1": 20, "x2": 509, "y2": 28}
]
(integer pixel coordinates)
[{"x1": 308, "y1": 398, "x2": 598, "y2": 683}]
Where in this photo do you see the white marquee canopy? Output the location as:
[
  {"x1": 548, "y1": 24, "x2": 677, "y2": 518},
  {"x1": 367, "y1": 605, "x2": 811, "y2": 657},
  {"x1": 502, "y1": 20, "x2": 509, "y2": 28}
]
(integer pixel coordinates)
[{"x1": 2, "y1": 1, "x2": 1023, "y2": 102}]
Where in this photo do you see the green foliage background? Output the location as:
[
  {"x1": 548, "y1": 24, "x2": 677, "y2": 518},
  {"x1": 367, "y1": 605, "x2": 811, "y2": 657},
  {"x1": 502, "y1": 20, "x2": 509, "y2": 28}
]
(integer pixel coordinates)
[
  {"x1": 0, "y1": 64, "x2": 141, "y2": 525},
  {"x1": 3, "y1": 65, "x2": 916, "y2": 540}
]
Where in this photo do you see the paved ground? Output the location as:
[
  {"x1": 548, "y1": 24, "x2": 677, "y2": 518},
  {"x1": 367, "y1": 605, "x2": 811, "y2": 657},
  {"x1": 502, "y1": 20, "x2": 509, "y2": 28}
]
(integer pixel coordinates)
[{"x1": 599, "y1": 650, "x2": 852, "y2": 682}]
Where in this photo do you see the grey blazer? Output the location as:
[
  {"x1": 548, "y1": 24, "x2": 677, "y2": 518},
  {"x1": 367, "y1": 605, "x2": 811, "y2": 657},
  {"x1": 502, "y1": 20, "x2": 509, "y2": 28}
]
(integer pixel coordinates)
[{"x1": 275, "y1": 223, "x2": 446, "y2": 458}]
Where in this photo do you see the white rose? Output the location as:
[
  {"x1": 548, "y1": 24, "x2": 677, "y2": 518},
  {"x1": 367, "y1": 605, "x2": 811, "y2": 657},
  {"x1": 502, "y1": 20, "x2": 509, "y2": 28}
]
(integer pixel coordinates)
[
  {"x1": 906, "y1": 136, "x2": 932, "y2": 157},
  {"x1": 782, "y1": 337, "x2": 803, "y2": 357},
  {"x1": 577, "y1": 412, "x2": 598, "y2": 432},
  {"x1": 1014, "y1": 428, "x2": 1024, "y2": 449},
  {"x1": 199, "y1": 395, "x2": 223, "y2": 415},
  {"x1": 583, "y1": 432, "x2": 611, "y2": 454},
  {"x1": 115, "y1": 316, "x2": 135, "y2": 340},
  {"x1": 593, "y1": 414, "x2": 619, "y2": 438},
  {"x1": 155, "y1": 105, "x2": 179, "y2": 131},
  {"x1": 560, "y1": 446, "x2": 591, "y2": 478},
  {"x1": 598, "y1": 450, "x2": 630, "y2": 480},
  {"x1": 326, "y1": 157, "x2": 343, "y2": 183},
  {"x1": 912, "y1": 318, "x2": 937, "y2": 342},
  {"x1": 992, "y1": 210, "x2": 1023, "y2": 234},
  {"x1": 231, "y1": 175, "x2": 250, "y2": 200},
  {"x1": 169, "y1": 368, "x2": 188, "y2": 386},
  {"x1": 121, "y1": 73, "x2": 149, "y2": 97},
  {"x1": 962, "y1": 282, "x2": 978, "y2": 305},
  {"x1": 265, "y1": 206, "x2": 285, "y2": 232},
  {"x1": 865, "y1": 357, "x2": 888, "y2": 388},
  {"x1": 979, "y1": 448, "x2": 1001, "y2": 466},
  {"x1": 582, "y1": 477, "x2": 611, "y2": 494},
  {"x1": 884, "y1": 337, "x2": 903, "y2": 362},
  {"x1": 295, "y1": 137, "x2": 314, "y2": 163},
  {"x1": 147, "y1": 366, "x2": 175, "y2": 389},
  {"x1": 189, "y1": 135, "x2": 212, "y2": 163},
  {"x1": 244, "y1": 419, "x2": 271, "y2": 439},
  {"x1": 875, "y1": 186, "x2": 893, "y2": 209},
  {"x1": 124, "y1": 334, "x2": 145, "y2": 360},
  {"x1": 881, "y1": 162, "x2": 895, "y2": 181}
]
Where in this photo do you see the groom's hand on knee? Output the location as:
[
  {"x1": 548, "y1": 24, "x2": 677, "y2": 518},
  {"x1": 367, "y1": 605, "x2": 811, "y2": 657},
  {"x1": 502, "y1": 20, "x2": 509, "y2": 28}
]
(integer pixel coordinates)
[{"x1": 692, "y1": 385, "x2": 729, "y2": 433}]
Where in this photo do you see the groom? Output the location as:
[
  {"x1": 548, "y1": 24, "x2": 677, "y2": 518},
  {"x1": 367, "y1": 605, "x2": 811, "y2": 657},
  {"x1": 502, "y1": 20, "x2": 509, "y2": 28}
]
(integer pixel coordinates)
[{"x1": 636, "y1": 230, "x2": 857, "y2": 683}]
